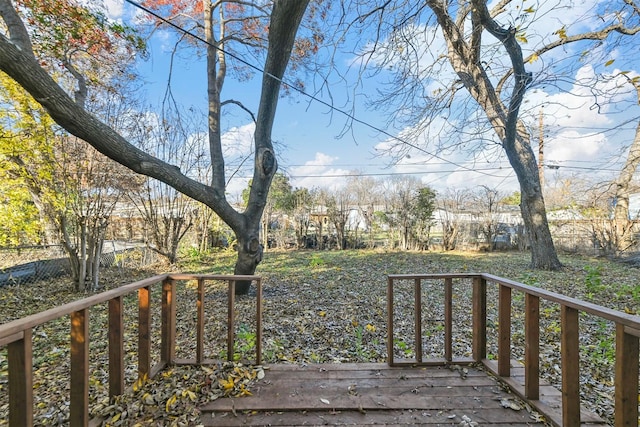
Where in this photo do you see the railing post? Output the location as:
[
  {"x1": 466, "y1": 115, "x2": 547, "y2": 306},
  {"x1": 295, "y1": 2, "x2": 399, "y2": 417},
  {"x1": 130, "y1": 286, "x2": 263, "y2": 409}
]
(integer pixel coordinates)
[
  {"x1": 196, "y1": 278, "x2": 205, "y2": 364},
  {"x1": 70, "y1": 309, "x2": 89, "y2": 427},
  {"x1": 161, "y1": 278, "x2": 176, "y2": 365},
  {"x1": 387, "y1": 276, "x2": 395, "y2": 365},
  {"x1": 8, "y1": 329, "x2": 33, "y2": 427},
  {"x1": 615, "y1": 324, "x2": 639, "y2": 427},
  {"x1": 256, "y1": 277, "x2": 263, "y2": 365},
  {"x1": 498, "y1": 284, "x2": 512, "y2": 377},
  {"x1": 444, "y1": 277, "x2": 453, "y2": 362},
  {"x1": 414, "y1": 278, "x2": 423, "y2": 363},
  {"x1": 227, "y1": 280, "x2": 236, "y2": 362},
  {"x1": 472, "y1": 276, "x2": 487, "y2": 361},
  {"x1": 524, "y1": 293, "x2": 540, "y2": 400},
  {"x1": 108, "y1": 296, "x2": 124, "y2": 398},
  {"x1": 561, "y1": 305, "x2": 580, "y2": 426},
  {"x1": 138, "y1": 286, "x2": 151, "y2": 379}
]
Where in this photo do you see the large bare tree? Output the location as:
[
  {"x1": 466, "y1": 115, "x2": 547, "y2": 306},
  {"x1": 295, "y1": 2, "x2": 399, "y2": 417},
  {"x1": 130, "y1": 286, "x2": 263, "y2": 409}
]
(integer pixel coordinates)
[{"x1": 0, "y1": 0, "x2": 310, "y2": 293}]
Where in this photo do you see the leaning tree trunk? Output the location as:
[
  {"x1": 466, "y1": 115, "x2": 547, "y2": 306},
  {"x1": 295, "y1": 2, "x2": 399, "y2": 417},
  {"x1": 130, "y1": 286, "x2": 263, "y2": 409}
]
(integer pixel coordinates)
[
  {"x1": 470, "y1": 1, "x2": 562, "y2": 270},
  {"x1": 504, "y1": 134, "x2": 562, "y2": 270},
  {"x1": 231, "y1": 0, "x2": 310, "y2": 294}
]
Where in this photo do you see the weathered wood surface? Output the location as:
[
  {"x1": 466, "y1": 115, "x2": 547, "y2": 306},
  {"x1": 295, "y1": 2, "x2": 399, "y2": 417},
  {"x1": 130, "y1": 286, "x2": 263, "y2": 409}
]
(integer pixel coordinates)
[{"x1": 201, "y1": 363, "x2": 553, "y2": 426}]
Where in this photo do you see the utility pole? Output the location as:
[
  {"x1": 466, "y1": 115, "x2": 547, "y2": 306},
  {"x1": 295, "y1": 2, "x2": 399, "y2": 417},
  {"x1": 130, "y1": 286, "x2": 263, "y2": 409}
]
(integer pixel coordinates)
[{"x1": 538, "y1": 107, "x2": 545, "y2": 190}]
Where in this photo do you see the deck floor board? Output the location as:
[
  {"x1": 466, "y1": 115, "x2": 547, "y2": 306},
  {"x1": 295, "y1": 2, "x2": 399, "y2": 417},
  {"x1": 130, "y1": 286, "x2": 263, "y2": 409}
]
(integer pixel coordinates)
[{"x1": 200, "y1": 363, "x2": 576, "y2": 426}]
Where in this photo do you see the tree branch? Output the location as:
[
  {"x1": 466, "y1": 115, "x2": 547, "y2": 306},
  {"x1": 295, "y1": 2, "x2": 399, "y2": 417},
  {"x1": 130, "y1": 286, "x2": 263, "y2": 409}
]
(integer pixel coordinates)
[
  {"x1": 221, "y1": 99, "x2": 257, "y2": 123},
  {"x1": 0, "y1": 32, "x2": 241, "y2": 228}
]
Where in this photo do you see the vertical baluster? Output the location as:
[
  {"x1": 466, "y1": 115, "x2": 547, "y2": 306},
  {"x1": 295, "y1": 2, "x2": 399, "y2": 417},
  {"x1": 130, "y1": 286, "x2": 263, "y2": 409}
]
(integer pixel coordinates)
[
  {"x1": 70, "y1": 309, "x2": 89, "y2": 427},
  {"x1": 227, "y1": 280, "x2": 236, "y2": 362},
  {"x1": 138, "y1": 286, "x2": 151, "y2": 379},
  {"x1": 472, "y1": 276, "x2": 487, "y2": 361},
  {"x1": 414, "y1": 278, "x2": 423, "y2": 363},
  {"x1": 387, "y1": 276, "x2": 395, "y2": 366},
  {"x1": 615, "y1": 324, "x2": 639, "y2": 426},
  {"x1": 444, "y1": 277, "x2": 453, "y2": 362},
  {"x1": 196, "y1": 278, "x2": 205, "y2": 364},
  {"x1": 161, "y1": 278, "x2": 176, "y2": 365},
  {"x1": 498, "y1": 284, "x2": 512, "y2": 377},
  {"x1": 108, "y1": 296, "x2": 124, "y2": 398},
  {"x1": 524, "y1": 293, "x2": 539, "y2": 400},
  {"x1": 256, "y1": 278, "x2": 263, "y2": 365},
  {"x1": 561, "y1": 305, "x2": 580, "y2": 426},
  {"x1": 8, "y1": 329, "x2": 33, "y2": 427}
]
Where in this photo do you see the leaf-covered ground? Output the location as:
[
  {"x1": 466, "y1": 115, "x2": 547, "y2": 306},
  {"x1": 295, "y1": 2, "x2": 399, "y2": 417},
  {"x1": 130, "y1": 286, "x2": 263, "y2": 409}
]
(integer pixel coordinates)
[{"x1": 1, "y1": 249, "x2": 638, "y2": 425}]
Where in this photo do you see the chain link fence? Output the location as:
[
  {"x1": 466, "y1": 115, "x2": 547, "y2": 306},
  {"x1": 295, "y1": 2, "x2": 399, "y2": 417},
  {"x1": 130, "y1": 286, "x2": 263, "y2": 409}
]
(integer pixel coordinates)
[{"x1": 0, "y1": 242, "x2": 159, "y2": 286}]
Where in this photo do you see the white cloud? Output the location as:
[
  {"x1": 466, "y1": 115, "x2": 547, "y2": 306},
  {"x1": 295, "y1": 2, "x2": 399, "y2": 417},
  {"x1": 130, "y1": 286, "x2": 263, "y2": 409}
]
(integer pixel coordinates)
[
  {"x1": 221, "y1": 122, "x2": 254, "y2": 158},
  {"x1": 104, "y1": 0, "x2": 123, "y2": 21},
  {"x1": 288, "y1": 152, "x2": 353, "y2": 191},
  {"x1": 546, "y1": 130, "x2": 606, "y2": 162}
]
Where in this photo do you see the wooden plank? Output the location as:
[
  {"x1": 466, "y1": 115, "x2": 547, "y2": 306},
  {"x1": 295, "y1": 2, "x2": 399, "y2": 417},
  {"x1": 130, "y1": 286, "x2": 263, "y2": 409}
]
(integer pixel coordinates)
[
  {"x1": 196, "y1": 278, "x2": 205, "y2": 364},
  {"x1": 161, "y1": 278, "x2": 176, "y2": 364},
  {"x1": 561, "y1": 305, "x2": 580, "y2": 426},
  {"x1": 108, "y1": 296, "x2": 124, "y2": 398},
  {"x1": 204, "y1": 390, "x2": 522, "y2": 412},
  {"x1": 524, "y1": 293, "x2": 539, "y2": 400},
  {"x1": 8, "y1": 328, "x2": 33, "y2": 427},
  {"x1": 414, "y1": 278, "x2": 422, "y2": 363},
  {"x1": 203, "y1": 409, "x2": 543, "y2": 427},
  {"x1": 138, "y1": 286, "x2": 151, "y2": 378},
  {"x1": 472, "y1": 276, "x2": 487, "y2": 361},
  {"x1": 259, "y1": 365, "x2": 485, "y2": 380},
  {"x1": 0, "y1": 330, "x2": 23, "y2": 347},
  {"x1": 444, "y1": 277, "x2": 452, "y2": 361},
  {"x1": 70, "y1": 309, "x2": 89, "y2": 427},
  {"x1": 498, "y1": 284, "x2": 511, "y2": 377},
  {"x1": 615, "y1": 323, "x2": 639, "y2": 427}
]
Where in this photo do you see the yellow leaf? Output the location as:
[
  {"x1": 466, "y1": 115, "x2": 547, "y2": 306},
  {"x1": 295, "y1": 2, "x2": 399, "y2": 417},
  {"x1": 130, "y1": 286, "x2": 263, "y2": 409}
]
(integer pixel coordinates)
[
  {"x1": 605, "y1": 59, "x2": 615, "y2": 67},
  {"x1": 111, "y1": 413, "x2": 121, "y2": 422},
  {"x1": 187, "y1": 390, "x2": 197, "y2": 401},
  {"x1": 516, "y1": 34, "x2": 528, "y2": 43},
  {"x1": 318, "y1": 310, "x2": 326, "y2": 317},
  {"x1": 365, "y1": 324, "x2": 376, "y2": 332},
  {"x1": 165, "y1": 394, "x2": 177, "y2": 412},
  {"x1": 524, "y1": 6, "x2": 535, "y2": 13},
  {"x1": 555, "y1": 27, "x2": 567, "y2": 39},
  {"x1": 528, "y1": 53, "x2": 539, "y2": 64}
]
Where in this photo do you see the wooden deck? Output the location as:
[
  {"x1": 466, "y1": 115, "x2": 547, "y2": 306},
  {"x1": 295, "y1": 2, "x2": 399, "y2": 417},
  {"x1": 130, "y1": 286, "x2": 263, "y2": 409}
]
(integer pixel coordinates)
[{"x1": 201, "y1": 363, "x2": 573, "y2": 426}]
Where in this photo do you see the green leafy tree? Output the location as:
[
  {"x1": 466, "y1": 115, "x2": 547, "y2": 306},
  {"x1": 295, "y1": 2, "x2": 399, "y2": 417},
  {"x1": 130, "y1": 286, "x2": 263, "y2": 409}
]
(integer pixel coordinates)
[{"x1": 0, "y1": 177, "x2": 40, "y2": 246}]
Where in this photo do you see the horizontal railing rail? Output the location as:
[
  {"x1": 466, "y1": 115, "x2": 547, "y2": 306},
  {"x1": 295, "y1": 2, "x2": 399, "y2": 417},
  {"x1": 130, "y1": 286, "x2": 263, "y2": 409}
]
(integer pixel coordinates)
[
  {"x1": 387, "y1": 273, "x2": 640, "y2": 427},
  {"x1": 0, "y1": 273, "x2": 262, "y2": 427}
]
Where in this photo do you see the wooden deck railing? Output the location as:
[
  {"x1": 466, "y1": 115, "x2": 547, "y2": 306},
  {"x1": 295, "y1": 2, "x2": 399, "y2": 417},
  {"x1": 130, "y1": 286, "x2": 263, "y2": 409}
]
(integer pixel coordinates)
[
  {"x1": 0, "y1": 273, "x2": 262, "y2": 427},
  {"x1": 387, "y1": 273, "x2": 640, "y2": 427}
]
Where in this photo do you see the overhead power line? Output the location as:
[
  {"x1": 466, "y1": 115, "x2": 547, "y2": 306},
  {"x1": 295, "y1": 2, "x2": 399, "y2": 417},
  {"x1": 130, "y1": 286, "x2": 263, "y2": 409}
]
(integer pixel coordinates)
[{"x1": 122, "y1": 0, "x2": 504, "y2": 178}]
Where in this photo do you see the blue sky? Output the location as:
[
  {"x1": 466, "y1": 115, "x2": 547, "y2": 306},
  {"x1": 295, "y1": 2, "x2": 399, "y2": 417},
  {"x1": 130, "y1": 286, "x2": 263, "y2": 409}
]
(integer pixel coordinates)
[{"x1": 106, "y1": 0, "x2": 640, "y2": 202}]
